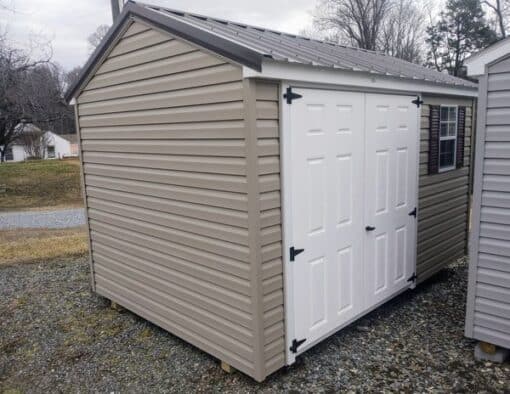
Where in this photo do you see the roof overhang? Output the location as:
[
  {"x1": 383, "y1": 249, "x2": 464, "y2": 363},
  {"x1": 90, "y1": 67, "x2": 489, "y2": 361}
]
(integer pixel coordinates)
[
  {"x1": 64, "y1": 1, "x2": 265, "y2": 102},
  {"x1": 245, "y1": 60, "x2": 478, "y2": 98},
  {"x1": 466, "y1": 37, "x2": 510, "y2": 77}
]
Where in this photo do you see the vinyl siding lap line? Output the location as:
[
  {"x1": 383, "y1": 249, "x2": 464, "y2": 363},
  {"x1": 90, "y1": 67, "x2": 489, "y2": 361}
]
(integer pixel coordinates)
[
  {"x1": 83, "y1": 163, "x2": 248, "y2": 192},
  {"x1": 84, "y1": 175, "x2": 249, "y2": 211},
  {"x1": 90, "y1": 230, "x2": 251, "y2": 284},
  {"x1": 86, "y1": 187, "x2": 249, "y2": 228},
  {"x1": 96, "y1": 40, "x2": 191, "y2": 76},
  {"x1": 78, "y1": 82, "x2": 245, "y2": 115},
  {"x1": 87, "y1": 210, "x2": 250, "y2": 262},
  {"x1": 87, "y1": 199, "x2": 249, "y2": 245},
  {"x1": 94, "y1": 258, "x2": 254, "y2": 343},
  {"x1": 89, "y1": 223, "x2": 250, "y2": 279},
  {"x1": 86, "y1": 51, "x2": 225, "y2": 91},
  {"x1": 93, "y1": 248, "x2": 252, "y2": 313},
  {"x1": 92, "y1": 240, "x2": 251, "y2": 296},
  {"x1": 93, "y1": 253, "x2": 253, "y2": 328},
  {"x1": 79, "y1": 65, "x2": 242, "y2": 104}
]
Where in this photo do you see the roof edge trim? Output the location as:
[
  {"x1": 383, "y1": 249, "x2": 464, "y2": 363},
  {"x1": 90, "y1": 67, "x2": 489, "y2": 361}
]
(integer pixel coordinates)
[
  {"x1": 247, "y1": 60, "x2": 478, "y2": 98},
  {"x1": 64, "y1": 2, "x2": 263, "y2": 102}
]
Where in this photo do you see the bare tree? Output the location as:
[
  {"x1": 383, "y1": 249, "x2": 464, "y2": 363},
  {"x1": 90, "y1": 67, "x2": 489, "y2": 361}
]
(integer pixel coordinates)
[
  {"x1": 483, "y1": 0, "x2": 510, "y2": 37},
  {"x1": 16, "y1": 125, "x2": 49, "y2": 160},
  {"x1": 87, "y1": 25, "x2": 110, "y2": 52},
  {"x1": 0, "y1": 38, "x2": 52, "y2": 162},
  {"x1": 17, "y1": 63, "x2": 75, "y2": 134},
  {"x1": 65, "y1": 66, "x2": 82, "y2": 89},
  {"x1": 313, "y1": 0, "x2": 393, "y2": 50},
  {"x1": 312, "y1": 0, "x2": 428, "y2": 63},
  {"x1": 381, "y1": 0, "x2": 427, "y2": 63}
]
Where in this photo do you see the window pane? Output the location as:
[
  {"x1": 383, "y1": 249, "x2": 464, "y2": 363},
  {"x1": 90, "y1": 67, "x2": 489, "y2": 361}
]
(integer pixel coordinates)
[
  {"x1": 449, "y1": 107, "x2": 457, "y2": 121},
  {"x1": 448, "y1": 122, "x2": 456, "y2": 136},
  {"x1": 441, "y1": 107, "x2": 449, "y2": 121},
  {"x1": 440, "y1": 139, "x2": 455, "y2": 169},
  {"x1": 440, "y1": 123, "x2": 448, "y2": 137}
]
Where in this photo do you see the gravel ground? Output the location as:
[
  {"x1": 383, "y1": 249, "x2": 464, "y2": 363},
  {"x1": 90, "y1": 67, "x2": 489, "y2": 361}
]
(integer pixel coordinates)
[
  {"x1": 0, "y1": 258, "x2": 508, "y2": 393},
  {"x1": 0, "y1": 208, "x2": 85, "y2": 230}
]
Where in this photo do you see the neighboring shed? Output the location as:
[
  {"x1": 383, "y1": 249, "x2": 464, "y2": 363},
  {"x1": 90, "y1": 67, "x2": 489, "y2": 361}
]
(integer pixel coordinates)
[
  {"x1": 66, "y1": 1, "x2": 478, "y2": 381},
  {"x1": 465, "y1": 42, "x2": 510, "y2": 357}
]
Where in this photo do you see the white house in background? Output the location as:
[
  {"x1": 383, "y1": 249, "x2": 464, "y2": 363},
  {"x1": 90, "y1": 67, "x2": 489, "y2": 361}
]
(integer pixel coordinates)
[{"x1": 3, "y1": 131, "x2": 79, "y2": 162}]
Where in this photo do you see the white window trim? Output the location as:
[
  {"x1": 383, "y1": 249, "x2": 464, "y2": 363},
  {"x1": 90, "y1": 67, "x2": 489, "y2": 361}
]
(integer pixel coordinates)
[{"x1": 439, "y1": 105, "x2": 458, "y2": 173}]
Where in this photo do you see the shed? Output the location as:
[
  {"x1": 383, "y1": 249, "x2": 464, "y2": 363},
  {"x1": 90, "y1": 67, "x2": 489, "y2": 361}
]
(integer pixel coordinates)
[
  {"x1": 66, "y1": 1, "x2": 478, "y2": 381},
  {"x1": 465, "y1": 41, "x2": 510, "y2": 358}
]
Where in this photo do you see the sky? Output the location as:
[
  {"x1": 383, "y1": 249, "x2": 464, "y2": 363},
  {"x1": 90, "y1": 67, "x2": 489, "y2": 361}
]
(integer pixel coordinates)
[{"x1": 0, "y1": 0, "x2": 316, "y2": 71}]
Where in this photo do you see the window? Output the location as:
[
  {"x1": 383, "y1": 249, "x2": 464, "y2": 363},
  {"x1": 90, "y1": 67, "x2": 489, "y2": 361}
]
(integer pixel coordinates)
[
  {"x1": 5, "y1": 147, "x2": 13, "y2": 161},
  {"x1": 47, "y1": 146, "x2": 55, "y2": 159},
  {"x1": 439, "y1": 106, "x2": 457, "y2": 171}
]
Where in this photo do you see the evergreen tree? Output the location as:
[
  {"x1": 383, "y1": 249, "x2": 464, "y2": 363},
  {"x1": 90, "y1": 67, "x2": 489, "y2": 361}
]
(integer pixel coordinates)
[{"x1": 426, "y1": 0, "x2": 498, "y2": 77}]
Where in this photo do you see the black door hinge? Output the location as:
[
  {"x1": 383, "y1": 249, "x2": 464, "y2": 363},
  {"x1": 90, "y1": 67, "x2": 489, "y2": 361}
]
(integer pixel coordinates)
[
  {"x1": 412, "y1": 96, "x2": 424, "y2": 108},
  {"x1": 409, "y1": 207, "x2": 417, "y2": 218},
  {"x1": 408, "y1": 273, "x2": 418, "y2": 283},
  {"x1": 290, "y1": 338, "x2": 306, "y2": 354},
  {"x1": 290, "y1": 246, "x2": 305, "y2": 262},
  {"x1": 284, "y1": 87, "x2": 303, "y2": 104}
]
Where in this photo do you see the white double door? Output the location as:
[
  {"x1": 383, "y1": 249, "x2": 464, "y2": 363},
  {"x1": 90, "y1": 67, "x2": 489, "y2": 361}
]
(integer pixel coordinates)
[{"x1": 288, "y1": 88, "x2": 418, "y2": 353}]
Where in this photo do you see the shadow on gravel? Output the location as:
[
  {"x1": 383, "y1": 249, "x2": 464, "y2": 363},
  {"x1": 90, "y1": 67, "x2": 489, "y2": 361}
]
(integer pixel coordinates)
[{"x1": 0, "y1": 258, "x2": 508, "y2": 393}]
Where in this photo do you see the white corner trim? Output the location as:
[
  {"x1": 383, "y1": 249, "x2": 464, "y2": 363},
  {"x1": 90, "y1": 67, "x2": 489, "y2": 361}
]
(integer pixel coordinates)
[
  {"x1": 466, "y1": 37, "x2": 510, "y2": 77},
  {"x1": 243, "y1": 61, "x2": 478, "y2": 98}
]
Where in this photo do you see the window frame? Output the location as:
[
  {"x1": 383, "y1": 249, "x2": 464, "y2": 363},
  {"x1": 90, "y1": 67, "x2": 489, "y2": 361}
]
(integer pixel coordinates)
[
  {"x1": 438, "y1": 105, "x2": 458, "y2": 172},
  {"x1": 5, "y1": 147, "x2": 13, "y2": 161},
  {"x1": 47, "y1": 145, "x2": 56, "y2": 159}
]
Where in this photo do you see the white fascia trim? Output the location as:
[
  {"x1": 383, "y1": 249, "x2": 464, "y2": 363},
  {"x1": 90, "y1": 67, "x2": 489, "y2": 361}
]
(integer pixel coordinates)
[
  {"x1": 465, "y1": 37, "x2": 510, "y2": 77},
  {"x1": 243, "y1": 61, "x2": 478, "y2": 98}
]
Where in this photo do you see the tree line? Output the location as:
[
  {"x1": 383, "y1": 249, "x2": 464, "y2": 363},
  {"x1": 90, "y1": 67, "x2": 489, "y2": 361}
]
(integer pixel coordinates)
[{"x1": 310, "y1": 0, "x2": 507, "y2": 76}]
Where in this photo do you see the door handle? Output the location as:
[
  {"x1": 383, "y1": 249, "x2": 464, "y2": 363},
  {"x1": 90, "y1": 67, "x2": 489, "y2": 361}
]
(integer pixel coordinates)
[{"x1": 365, "y1": 226, "x2": 376, "y2": 232}]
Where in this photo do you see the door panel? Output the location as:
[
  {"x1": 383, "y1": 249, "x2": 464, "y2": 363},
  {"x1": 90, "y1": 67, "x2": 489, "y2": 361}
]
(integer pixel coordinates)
[
  {"x1": 289, "y1": 88, "x2": 418, "y2": 354},
  {"x1": 290, "y1": 89, "x2": 365, "y2": 346},
  {"x1": 364, "y1": 94, "x2": 418, "y2": 306}
]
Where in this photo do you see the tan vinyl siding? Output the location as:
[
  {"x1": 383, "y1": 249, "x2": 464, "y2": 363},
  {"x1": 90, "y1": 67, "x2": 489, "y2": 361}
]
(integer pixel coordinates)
[
  {"x1": 466, "y1": 61, "x2": 510, "y2": 349},
  {"x1": 75, "y1": 21, "x2": 266, "y2": 379},
  {"x1": 254, "y1": 82, "x2": 285, "y2": 375},
  {"x1": 417, "y1": 96, "x2": 474, "y2": 282}
]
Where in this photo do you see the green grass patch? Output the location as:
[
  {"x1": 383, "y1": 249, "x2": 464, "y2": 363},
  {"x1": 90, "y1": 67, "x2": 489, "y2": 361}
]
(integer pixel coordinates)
[{"x1": 0, "y1": 159, "x2": 83, "y2": 211}]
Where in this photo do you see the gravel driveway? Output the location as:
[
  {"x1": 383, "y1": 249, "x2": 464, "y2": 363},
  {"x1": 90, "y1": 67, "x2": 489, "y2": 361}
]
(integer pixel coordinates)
[
  {"x1": 0, "y1": 208, "x2": 85, "y2": 230},
  {"x1": 0, "y1": 258, "x2": 508, "y2": 392}
]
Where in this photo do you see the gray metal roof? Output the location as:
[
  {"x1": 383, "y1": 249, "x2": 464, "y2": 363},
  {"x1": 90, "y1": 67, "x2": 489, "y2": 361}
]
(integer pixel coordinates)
[
  {"x1": 65, "y1": 1, "x2": 476, "y2": 101},
  {"x1": 137, "y1": 1, "x2": 476, "y2": 89}
]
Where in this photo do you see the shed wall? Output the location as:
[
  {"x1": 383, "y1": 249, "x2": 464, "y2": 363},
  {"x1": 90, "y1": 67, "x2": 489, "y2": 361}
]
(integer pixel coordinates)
[
  {"x1": 76, "y1": 21, "x2": 266, "y2": 379},
  {"x1": 418, "y1": 96, "x2": 474, "y2": 281},
  {"x1": 466, "y1": 59, "x2": 510, "y2": 348}
]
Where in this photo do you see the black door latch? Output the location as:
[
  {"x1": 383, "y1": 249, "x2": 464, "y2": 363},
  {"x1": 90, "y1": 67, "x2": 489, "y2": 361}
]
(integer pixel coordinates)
[
  {"x1": 365, "y1": 226, "x2": 376, "y2": 232},
  {"x1": 409, "y1": 207, "x2": 417, "y2": 218}
]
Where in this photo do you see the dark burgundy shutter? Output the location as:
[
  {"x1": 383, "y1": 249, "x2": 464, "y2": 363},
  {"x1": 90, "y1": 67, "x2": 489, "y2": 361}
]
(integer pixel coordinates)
[
  {"x1": 456, "y1": 106, "x2": 466, "y2": 169},
  {"x1": 428, "y1": 105, "x2": 440, "y2": 175}
]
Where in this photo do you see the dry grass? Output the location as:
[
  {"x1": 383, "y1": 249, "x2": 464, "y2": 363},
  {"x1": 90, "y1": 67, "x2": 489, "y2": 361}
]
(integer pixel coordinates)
[
  {"x1": 0, "y1": 227, "x2": 88, "y2": 266},
  {"x1": 0, "y1": 159, "x2": 83, "y2": 211}
]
